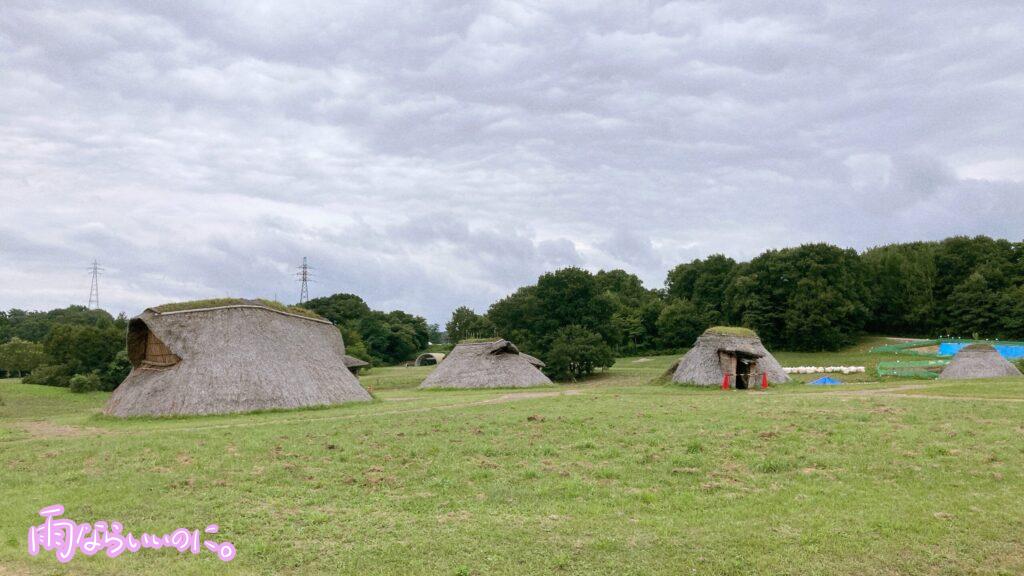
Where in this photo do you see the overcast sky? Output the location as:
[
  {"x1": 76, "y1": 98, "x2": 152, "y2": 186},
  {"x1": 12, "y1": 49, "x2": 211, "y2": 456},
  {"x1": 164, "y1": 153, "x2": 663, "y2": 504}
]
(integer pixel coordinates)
[{"x1": 1, "y1": 1, "x2": 1022, "y2": 324}]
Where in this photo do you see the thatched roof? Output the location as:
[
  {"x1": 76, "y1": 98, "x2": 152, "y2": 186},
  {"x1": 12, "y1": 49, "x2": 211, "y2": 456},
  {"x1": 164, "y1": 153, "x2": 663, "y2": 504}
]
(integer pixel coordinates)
[
  {"x1": 704, "y1": 325, "x2": 758, "y2": 337},
  {"x1": 671, "y1": 327, "x2": 788, "y2": 386},
  {"x1": 418, "y1": 339, "x2": 551, "y2": 389},
  {"x1": 414, "y1": 352, "x2": 446, "y2": 366},
  {"x1": 939, "y1": 344, "x2": 1022, "y2": 380},
  {"x1": 343, "y1": 355, "x2": 369, "y2": 369},
  {"x1": 104, "y1": 302, "x2": 372, "y2": 417},
  {"x1": 520, "y1": 353, "x2": 545, "y2": 368},
  {"x1": 151, "y1": 298, "x2": 322, "y2": 320}
]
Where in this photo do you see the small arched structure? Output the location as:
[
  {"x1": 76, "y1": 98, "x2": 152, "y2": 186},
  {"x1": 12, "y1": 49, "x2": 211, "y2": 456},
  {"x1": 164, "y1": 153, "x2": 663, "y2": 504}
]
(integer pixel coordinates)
[
  {"x1": 671, "y1": 327, "x2": 788, "y2": 388},
  {"x1": 415, "y1": 352, "x2": 446, "y2": 366},
  {"x1": 939, "y1": 343, "x2": 1022, "y2": 380},
  {"x1": 418, "y1": 339, "x2": 550, "y2": 389}
]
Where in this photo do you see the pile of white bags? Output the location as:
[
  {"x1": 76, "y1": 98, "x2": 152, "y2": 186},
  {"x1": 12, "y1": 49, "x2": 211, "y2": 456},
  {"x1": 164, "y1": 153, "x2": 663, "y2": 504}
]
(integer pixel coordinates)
[{"x1": 783, "y1": 366, "x2": 865, "y2": 374}]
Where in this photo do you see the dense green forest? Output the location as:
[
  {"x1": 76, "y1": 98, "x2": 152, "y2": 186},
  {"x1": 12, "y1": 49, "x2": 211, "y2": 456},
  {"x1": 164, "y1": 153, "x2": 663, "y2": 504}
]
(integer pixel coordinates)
[
  {"x1": 0, "y1": 306, "x2": 129, "y2": 390},
  {"x1": 445, "y1": 236, "x2": 1024, "y2": 375},
  {"x1": 301, "y1": 293, "x2": 435, "y2": 366}
]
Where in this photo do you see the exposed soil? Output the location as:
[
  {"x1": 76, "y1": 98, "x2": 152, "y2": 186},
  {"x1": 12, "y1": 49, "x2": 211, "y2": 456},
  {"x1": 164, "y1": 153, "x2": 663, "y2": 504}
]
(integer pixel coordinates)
[{"x1": 17, "y1": 420, "x2": 108, "y2": 439}]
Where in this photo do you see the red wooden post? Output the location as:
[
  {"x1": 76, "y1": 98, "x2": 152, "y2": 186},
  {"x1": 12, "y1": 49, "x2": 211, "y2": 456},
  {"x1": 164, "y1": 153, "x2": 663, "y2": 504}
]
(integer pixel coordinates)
[
  {"x1": 722, "y1": 373, "x2": 730, "y2": 390},
  {"x1": 761, "y1": 373, "x2": 769, "y2": 389}
]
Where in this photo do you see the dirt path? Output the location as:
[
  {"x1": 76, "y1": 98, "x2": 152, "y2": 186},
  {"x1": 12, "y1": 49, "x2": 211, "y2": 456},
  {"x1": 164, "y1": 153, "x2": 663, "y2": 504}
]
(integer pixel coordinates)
[
  {"x1": 5, "y1": 383, "x2": 1019, "y2": 444},
  {"x1": 137, "y1": 389, "x2": 585, "y2": 434},
  {"x1": 826, "y1": 384, "x2": 930, "y2": 396},
  {"x1": 17, "y1": 421, "x2": 110, "y2": 439},
  {"x1": 871, "y1": 391, "x2": 1024, "y2": 402},
  {"x1": 2, "y1": 389, "x2": 587, "y2": 443},
  {"x1": 816, "y1": 383, "x2": 1024, "y2": 402}
]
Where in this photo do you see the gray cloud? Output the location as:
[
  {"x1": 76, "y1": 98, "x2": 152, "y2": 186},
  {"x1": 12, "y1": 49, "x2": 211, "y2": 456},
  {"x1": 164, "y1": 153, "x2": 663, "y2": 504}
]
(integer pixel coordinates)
[{"x1": 1, "y1": 0, "x2": 1022, "y2": 323}]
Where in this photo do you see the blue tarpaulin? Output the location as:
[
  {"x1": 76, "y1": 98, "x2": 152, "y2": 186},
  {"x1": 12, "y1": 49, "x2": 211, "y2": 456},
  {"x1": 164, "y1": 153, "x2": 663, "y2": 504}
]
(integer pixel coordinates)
[
  {"x1": 809, "y1": 376, "x2": 842, "y2": 386},
  {"x1": 938, "y1": 342, "x2": 1024, "y2": 359}
]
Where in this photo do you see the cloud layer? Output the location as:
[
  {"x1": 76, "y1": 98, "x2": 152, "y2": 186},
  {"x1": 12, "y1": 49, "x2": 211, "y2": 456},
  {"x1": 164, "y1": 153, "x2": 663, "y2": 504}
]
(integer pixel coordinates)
[{"x1": 2, "y1": 1, "x2": 1022, "y2": 322}]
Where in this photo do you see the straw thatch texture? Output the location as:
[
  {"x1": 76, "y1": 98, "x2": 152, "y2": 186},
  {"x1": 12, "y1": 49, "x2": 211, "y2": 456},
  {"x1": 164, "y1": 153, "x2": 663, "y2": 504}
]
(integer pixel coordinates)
[
  {"x1": 415, "y1": 352, "x2": 446, "y2": 366},
  {"x1": 520, "y1": 353, "x2": 545, "y2": 368},
  {"x1": 939, "y1": 344, "x2": 1022, "y2": 380},
  {"x1": 105, "y1": 304, "x2": 372, "y2": 417},
  {"x1": 418, "y1": 339, "x2": 551, "y2": 389},
  {"x1": 343, "y1": 355, "x2": 369, "y2": 374},
  {"x1": 671, "y1": 328, "x2": 788, "y2": 386}
]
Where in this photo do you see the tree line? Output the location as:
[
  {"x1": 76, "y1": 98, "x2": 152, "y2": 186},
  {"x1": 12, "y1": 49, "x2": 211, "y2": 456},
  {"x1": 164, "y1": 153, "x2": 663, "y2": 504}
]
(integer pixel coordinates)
[
  {"x1": 301, "y1": 293, "x2": 438, "y2": 366},
  {"x1": 0, "y1": 306, "x2": 130, "y2": 391},
  {"x1": 445, "y1": 235, "x2": 1024, "y2": 379},
  {"x1": 3, "y1": 235, "x2": 1018, "y2": 386}
]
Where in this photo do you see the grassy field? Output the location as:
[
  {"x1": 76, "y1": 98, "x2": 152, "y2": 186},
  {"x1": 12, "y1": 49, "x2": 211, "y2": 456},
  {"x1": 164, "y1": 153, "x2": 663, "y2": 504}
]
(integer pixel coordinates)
[{"x1": 2, "y1": 344, "x2": 1023, "y2": 575}]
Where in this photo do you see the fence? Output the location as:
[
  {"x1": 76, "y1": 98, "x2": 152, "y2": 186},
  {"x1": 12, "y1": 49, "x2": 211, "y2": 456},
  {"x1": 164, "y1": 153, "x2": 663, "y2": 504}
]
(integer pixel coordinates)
[
  {"x1": 868, "y1": 339, "x2": 940, "y2": 355},
  {"x1": 875, "y1": 359, "x2": 949, "y2": 379}
]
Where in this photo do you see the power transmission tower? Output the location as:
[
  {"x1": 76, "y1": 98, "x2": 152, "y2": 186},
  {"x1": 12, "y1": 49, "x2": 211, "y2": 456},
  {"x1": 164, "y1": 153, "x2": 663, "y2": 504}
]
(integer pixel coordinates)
[
  {"x1": 87, "y1": 259, "x2": 104, "y2": 309},
  {"x1": 296, "y1": 257, "x2": 312, "y2": 304}
]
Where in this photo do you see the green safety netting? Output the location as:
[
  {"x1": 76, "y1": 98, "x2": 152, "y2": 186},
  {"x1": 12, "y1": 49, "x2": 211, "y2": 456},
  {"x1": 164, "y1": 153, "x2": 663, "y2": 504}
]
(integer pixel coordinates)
[
  {"x1": 875, "y1": 359, "x2": 949, "y2": 379},
  {"x1": 868, "y1": 339, "x2": 940, "y2": 355}
]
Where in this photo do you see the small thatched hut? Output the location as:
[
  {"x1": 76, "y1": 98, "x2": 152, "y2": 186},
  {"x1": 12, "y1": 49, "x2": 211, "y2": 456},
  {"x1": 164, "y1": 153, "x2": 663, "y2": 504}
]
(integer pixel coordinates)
[
  {"x1": 343, "y1": 354, "x2": 370, "y2": 374},
  {"x1": 939, "y1": 343, "x2": 1022, "y2": 380},
  {"x1": 104, "y1": 299, "x2": 372, "y2": 417},
  {"x1": 414, "y1": 352, "x2": 446, "y2": 366},
  {"x1": 418, "y1": 339, "x2": 551, "y2": 389},
  {"x1": 671, "y1": 327, "x2": 788, "y2": 388}
]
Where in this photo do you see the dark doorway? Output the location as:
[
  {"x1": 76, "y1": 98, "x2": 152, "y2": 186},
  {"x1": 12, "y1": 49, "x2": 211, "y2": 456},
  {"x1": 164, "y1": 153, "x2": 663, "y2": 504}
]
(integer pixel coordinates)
[{"x1": 736, "y1": 358, "x2": 752, "y2": 389}]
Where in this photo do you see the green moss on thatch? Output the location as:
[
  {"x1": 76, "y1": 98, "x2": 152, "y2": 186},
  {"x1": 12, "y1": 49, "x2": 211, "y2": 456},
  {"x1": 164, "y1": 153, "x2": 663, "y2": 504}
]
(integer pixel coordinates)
[
  {"x1": 458, "y1": 337, "x2": 503, "y2": 344},
  {"x1": 704, "y1": 326, "x2": 757, "y2": 337},
  {"x1": 152, "y1": 298, "x2": 323, "y2": 320}
]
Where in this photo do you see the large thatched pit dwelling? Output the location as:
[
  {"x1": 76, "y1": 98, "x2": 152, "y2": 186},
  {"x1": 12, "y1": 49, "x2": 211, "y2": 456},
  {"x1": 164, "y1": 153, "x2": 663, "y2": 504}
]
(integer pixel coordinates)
[
  {"x1": 418, "y1": 339, "x2": 551, "y2": 389},
  {"x1": 939, "y1": 343, "x2": 1022, "y2": 380},
  {"x1": 104, "y1": 299, "x2": 372, "y2": 417},
  {"x1": 671, "y1": 327, "x2": 789, "y2": 388}
]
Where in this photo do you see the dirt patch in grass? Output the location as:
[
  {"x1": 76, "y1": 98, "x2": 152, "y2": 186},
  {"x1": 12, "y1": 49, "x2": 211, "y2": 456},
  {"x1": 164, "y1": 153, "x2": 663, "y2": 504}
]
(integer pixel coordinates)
[
  {"x1": 0, "y1": 563, "x2": 33, "y2": 576},
  {"x1": 828, "y1": 384, "x2": 930, "y2": 396},
  {"x1": 891, "y1": 394, "x2": 1024, "y2": 403},
  {"x1": 493, "y1": 390, "x2": 582, "y2": 403},
  {"x1": 17, "y1": 420, "x2": 108, "y2": 439},
  {"x1": 831, "y1": 384, "x2": 1024, "y2": 403}
]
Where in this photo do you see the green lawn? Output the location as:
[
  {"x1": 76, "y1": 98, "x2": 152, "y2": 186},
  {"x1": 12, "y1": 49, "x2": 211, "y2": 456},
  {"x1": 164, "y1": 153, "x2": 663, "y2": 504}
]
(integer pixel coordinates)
[
  {"x1": 2, "y1": 348, "x2": 1023, "y2": 575},
  {"x1": 358, "y1": 365, "x2": 438, "y2": 391},
  {"x1": 888, "y1": 379, "x2": 1024, "y2": 399}
]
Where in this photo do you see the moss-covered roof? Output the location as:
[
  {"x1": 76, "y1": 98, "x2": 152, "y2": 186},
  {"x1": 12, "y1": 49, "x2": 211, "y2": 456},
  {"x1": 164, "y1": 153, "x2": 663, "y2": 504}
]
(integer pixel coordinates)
[
  {"x1": 703, "y1": 326, "x2": 758, "y2": 337},
  {"x1": 458, "y1": 337, "x2": 503, "y2": 344},
  {"x1": 151, "y1": 298, "x2": 323, "y2": 320}
]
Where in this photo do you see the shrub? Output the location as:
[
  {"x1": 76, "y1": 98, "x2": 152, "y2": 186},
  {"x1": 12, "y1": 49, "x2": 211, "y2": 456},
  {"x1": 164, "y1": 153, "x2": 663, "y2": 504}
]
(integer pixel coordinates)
[
  {"x1": 43, "y1": 324, "x2": 123, "y2": 376},
  {"x1": 545, "y1": 325, "x2": 615, "y2": 381},
  {"x1": 23, "y1": 364, "x2": 72, "y2": 387},
  {"x1": 69, "y1": 372, "x2": 103, "y2": 393},
  {"x1": 102, "y1": 350, "x2": 132, "y2": 391},
  {"x1": 1015, "y1": 359, "x2": 1024, "y2": 374},
  {"x1": 0, "y1": 337, "x2": 46, "y2": 377}
]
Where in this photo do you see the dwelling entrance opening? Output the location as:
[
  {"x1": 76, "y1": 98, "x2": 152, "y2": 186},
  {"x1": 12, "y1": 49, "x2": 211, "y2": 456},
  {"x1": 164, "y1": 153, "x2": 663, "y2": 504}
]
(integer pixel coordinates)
[
  {"x1": 735, "y1": 354, "x2": 758, "y2": 389},
  {"x1": 128, "y1": 319, "x2": 181, "y2": 370}
]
